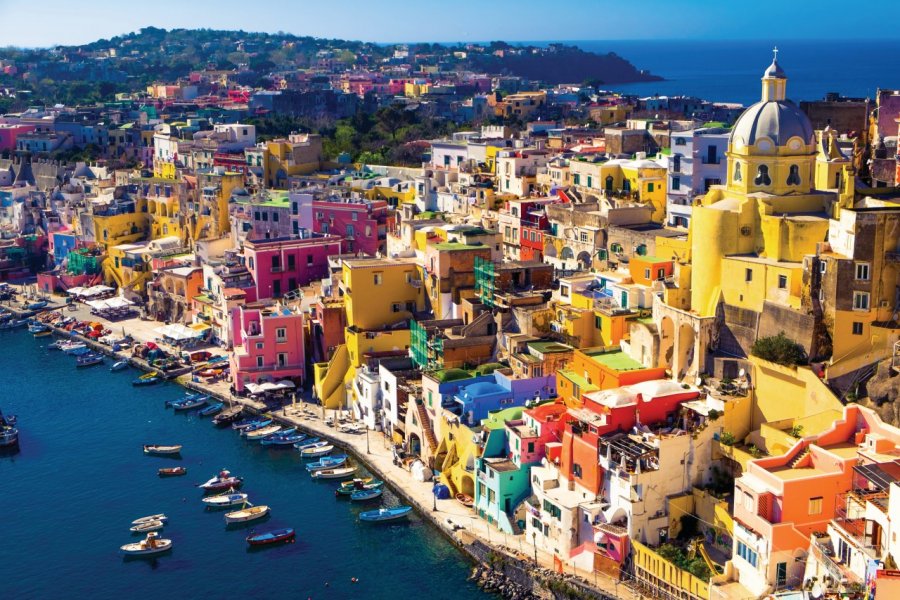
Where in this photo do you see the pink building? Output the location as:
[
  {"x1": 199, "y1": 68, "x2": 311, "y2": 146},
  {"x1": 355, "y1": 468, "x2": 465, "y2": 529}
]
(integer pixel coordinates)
[
  {"x1": 508, "y1": 401, "x2": 568, "y2": 467},
  {"x1": 243, "y1": 233, "x2": 342, "y2": 300},
  {"x1": 0, "y1": 124, "x2": 36, "y2": 152},
  {"x1": 311, "y1": 198, "x2": 392, "y2": 256},
  {"x1": 230, "y1": 302, "x2": 306, "y2": 392}
]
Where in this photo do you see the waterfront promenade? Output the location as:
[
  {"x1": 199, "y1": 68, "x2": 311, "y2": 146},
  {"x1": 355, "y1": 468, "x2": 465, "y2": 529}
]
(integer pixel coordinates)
[{"x1": 5, "y1": 286, "x2": 641, "y2": 600}]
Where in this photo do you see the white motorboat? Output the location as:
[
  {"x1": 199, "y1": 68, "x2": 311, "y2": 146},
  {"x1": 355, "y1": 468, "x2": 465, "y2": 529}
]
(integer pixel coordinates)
[
  {"x1": 110, "y1": 360, "x2": 130, "y2": 371},
  {"x1": 129, "y1": 519, "x2": 165, "y2": 533},
  {"x1": 120, "y1": 532, "x2": 172, "y2": 556},
  {"x1": 243, "y1": 424, "x2": 281, "y2": 440},
  {"x1": 310, "y1": 466, "x2": 357, "y2": 480},
  {"x1": 201, "y1": 492, "x2": 248, "y2": 508},
  {"x1": 131, "y1": 513, "x2": 168, "y2": 526},
  {"x1": 143, "y1": 444, "x2": 182, "y2": 455},
  {"x1": 224, "y1": 504, "x2": 270, "y2": 524}
]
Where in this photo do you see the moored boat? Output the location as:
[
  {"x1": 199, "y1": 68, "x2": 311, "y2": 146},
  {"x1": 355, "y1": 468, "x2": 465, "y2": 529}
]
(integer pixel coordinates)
[
  {"x1": 305, "y1": 454, "x2": 348, "y2": 472},
  {"x1": 198, "y1": 402, "x2": 224, "y2": 417},
  {"x1": 143, "y1": 444, "x2": 182, "y2": 455},
  {"x1": 237, "y1": 418, "x2": 273, "y2": 433},
  {"x1": 129, "y1": 519, "x2": 165, "y2": 533},
  {"x1": 244, "y1": 424, "x2": 282, "y2": 440},
  {"x1": 131, "y1": 514, "x2": 168, "y2": 526},
  {"x1": 133, "y1": 372, "x2": 161, "y2": 386},
  {"x1": 170, "y1": 396, "x2": 208, "y2": 411},
  {"x1": 260, "y1": 432, "x2": 307, "y2": 447},
  {"x1": 292, "y1": 437, "x2": 320, "y2": 450},
  {"x1": 351, "y1": 487, "x2": 383, "y2": 502},
  {"x1": 198, "y1": 469, "x2": 244, "y2": 492},
  {"x1": 299, "y1": 442, "x2": 334, "y2": 458},
  {"x1": 202, "y1": 491, "x2": 248, "y2": 508},
  {"x1": 75, "y1": 353, "x2": 104, "y2": 368},
  {"x1": 246, "y1": 528, "x2": 295, "y2": 546},
  {"x1": 158, "y1": 467, "x2": 187, "y2": 477},
  {"x1": 110, "y1": 360, "x2": 130, "y2": 372},
  {"x1": 311, "y1": 466, "x2": 356, "y2": 480},
  {"x1": 455, "y1": 493, "x2": 474, "y2": 507},
  {"x1": 120, "y1": 532, "x2": 172, "y2": 556},
  {"x1": 213, "y1": 406, "x2": 243, "y2": 426},
  {"x1": 224, "y1": 504, "x2": 269, "y2": 524},
  {"x1": 359, "y1": 506, "x2": 413, "y2": 523},
  {"x1": 0, "y1": 410, "x2": 18, "y2": 447},
  {"x1": 0, "y1": 318, "x2": 27, "y2": 330},
  {"x1": 335, "y1": 480, "x2": 383, "y2": 497}
]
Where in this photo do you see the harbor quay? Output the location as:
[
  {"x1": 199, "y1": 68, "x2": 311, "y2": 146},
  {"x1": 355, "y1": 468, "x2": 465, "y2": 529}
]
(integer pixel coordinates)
[{"x1": 3, "y1": 285, "x2": 637, "y2": 600}]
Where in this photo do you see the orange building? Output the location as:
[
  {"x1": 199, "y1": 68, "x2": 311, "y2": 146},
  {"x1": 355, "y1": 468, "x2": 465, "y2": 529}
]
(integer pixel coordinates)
[
  {"x1": 556, "y1": 346, "x2": 666, "y2": 409},
  {"x1": 627, "y1": 256, "x2": 673, "y2": 287}
]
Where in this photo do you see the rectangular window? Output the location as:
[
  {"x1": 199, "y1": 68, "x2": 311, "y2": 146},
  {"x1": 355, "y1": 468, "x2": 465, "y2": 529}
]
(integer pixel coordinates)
[
  {"x1": 307, "y1": 254, "x2": 313, "y2": 265},
  {"x1": 287, "y1": 254, "x2": 295, "y2": 270},
  {"x1": 745, "y1": 268, "x2": 753, "y2": 282},
  {"x1": 391, "y1": 303, "x2": 402, "y2": 313},
  {"x1": 374, "y1": 273, "x2": 383, "y2": 285},
  {"x1": 276, "y1": 327, "x2": 287, "y2": 342},
  {"x1": 647, "y1": 183, "x2": 654, "y2": 193},
  {"x1": 672, "y1": 176, "x2": 680, "y2": 190},
  {"x1": 852, "y1": 322, "x2": 864, "y2": 335},
  {"x1": 853, "y1": 291, "x2": 870, "y2": 311},
  {"x1": 809, "y1": 496, "x2": 823, "y2": 515},
  {"x1": 776, "y1": 562, "x2": 787, "y2": 587},
  {"x1": 273, "y1": 212, "x2": 279, "y2": 222},
  {"x1": 277, "y1": 353, "x2": 287, "y2": 367},
  {"x1": 819, "y1": 261, "x2": 827, "y2": 274},
  {"x1": 256, "y1": 356, "x2": 264, "y2": 368},
  {"x1": 572, "y1": 464, "x2": 582, "y2": 478},
  {"x1": 778, "y1": 274, "x2": 787, "y2": 289},
  {"x1": 255, "y1": 342, "x2": 264, "y2": 350},
  {"x1": 346, "y1": 224, "x2": 354, "y2": 237},
  {"x1": 855, "y1": 262, "x2": 870, "y2": 281},
  {"x1": 352, "y1": 212, "x2": 359, "y2": 221},
  {"x1": 737, "y1": 541, "x2": 758, "y2": 568},
  {"x1": 580, "y1": 231, "x2": 588, "y2": 243},
  {"x1": 644, "y1": 268, "x2": 651, "y2": 279}
]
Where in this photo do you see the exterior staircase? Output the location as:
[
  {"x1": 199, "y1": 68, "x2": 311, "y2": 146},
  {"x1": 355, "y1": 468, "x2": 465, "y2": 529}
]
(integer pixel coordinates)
[
  {"x1": 790, "y1": 447, "x2": 810, "y2": 468},
  {"x1": 414, "y1": 399, "x2": 438, "y2": 453}
]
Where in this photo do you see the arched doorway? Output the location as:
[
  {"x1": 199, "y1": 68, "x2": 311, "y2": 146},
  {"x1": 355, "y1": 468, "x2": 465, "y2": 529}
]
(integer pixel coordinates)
[
  {"x1": 408, "y1": 433, "x2": 422, "y2": 457},
  {"x1": 560, "y1": 247, "x2": 574, "y2": 261},
  {"x1": 576, "y1": 251, "x2": 592, "y2": 271}
]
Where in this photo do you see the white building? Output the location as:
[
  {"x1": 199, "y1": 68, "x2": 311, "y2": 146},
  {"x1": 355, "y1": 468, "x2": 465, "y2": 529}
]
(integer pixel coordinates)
[{"x1": 659, "y1": 127, "x2": 729, "y2": 228}]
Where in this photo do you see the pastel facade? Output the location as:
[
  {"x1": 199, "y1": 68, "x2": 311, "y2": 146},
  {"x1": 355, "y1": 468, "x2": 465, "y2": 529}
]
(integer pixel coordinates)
[
  {"x1": 243, "y1": 234, "x2": 342, "y2": 300},
  {"x1": 229, "y1": 302, "x2": 306, "y2": 392}
]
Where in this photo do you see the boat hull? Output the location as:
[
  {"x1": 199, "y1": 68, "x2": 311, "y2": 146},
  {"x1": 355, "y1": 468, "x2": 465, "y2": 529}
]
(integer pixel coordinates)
[
  {"x1": 224, "y1": 506, "x2": 270, "y2": 524},
  {"x1": 121, "y1": 539, "x2": 172, "y2": 555},
  {"x1": 246, "y1": 528, "x2": 295, "y2": 546},
  {"x1": 359, "y1": 506, "x2": 413, "y2": 522}
]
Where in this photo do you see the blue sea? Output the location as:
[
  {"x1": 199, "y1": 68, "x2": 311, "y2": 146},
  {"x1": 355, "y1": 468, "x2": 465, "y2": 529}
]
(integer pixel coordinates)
[
  {"x1": 531, "y1": 39, "x2": 900, "y2": 105},
  {"x1": 0, "y1": 331, "x2": 488, "y2": 599}
]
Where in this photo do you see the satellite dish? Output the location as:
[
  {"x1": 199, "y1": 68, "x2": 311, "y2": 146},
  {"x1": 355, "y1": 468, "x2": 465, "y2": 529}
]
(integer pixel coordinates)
[
  {"x1": 694, "y1": 377, "x2": 703, "y2": 387},
  {"x1": 738, "y1": 368, "x2": 746, "y2": 378}
]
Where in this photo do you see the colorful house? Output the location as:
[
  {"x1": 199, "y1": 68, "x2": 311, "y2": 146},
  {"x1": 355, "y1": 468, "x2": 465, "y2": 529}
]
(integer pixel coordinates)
[
  {"x1": 556, "y1": 346, "x2": 666, "y2": 409},
  {"x1": 229, "y1": 302, "x2": 306, "y2": 393},
  {"x1": 242, "y1": 233, "x2": 342, "y2": 300}
]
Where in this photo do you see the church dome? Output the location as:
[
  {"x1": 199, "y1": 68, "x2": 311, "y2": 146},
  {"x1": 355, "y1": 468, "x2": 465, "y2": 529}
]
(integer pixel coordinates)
[
  {"x1": 763, "y1": 58, "x2": 786, "y2": 79},
  {"x1": 730, "y1": 99, "x2": 814, "y2": 147}
]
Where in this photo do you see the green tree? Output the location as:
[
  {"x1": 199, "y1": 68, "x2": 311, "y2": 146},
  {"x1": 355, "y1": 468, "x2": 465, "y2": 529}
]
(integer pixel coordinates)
[{"x1": 751, "y1": 332, "x2": 806, "y2": 366}]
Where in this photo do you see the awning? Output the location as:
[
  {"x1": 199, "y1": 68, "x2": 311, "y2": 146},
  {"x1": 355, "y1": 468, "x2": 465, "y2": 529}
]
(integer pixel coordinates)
[
  {"x1": 154, "y1": 323, "x2": 205, "y2": 341},
  {"x1": 86, "y1": 297, "x2": 134, "y2": 310},
  {"x1": 66, "y1": 286, "x2": 86, "y2": 295}
]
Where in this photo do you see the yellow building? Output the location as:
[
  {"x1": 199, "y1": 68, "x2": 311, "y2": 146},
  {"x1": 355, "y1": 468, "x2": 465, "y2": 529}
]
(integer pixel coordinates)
[
  {"x1": 568, "y1": 156, "x2": 668, "y2": 222},
  {"x1": 314, "y1": 258, "x2": 426, "y2": 408},
  {"x1": 85, "y1": 197, "x2": 149, "y2": 248},
  {"x1": 191, "y1": 171, "x2": 242, "y2": 243},
  {"x1": 688, "y1": 56, "x2": 844, "y2": 318}
]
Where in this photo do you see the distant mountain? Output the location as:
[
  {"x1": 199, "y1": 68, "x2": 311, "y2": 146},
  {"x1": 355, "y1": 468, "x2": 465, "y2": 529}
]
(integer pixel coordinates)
[{"x1": 466, "y1": 44, "x2": 661, "y2": 85}]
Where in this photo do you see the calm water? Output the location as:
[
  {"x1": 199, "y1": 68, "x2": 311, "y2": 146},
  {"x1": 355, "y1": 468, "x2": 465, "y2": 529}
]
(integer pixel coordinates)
[
  {"x1": 0, "y1": 331, "x2": 488, "y2": 599},
  {"x1": 538, "y1": 39, "x2": 900, "y2": 105}
]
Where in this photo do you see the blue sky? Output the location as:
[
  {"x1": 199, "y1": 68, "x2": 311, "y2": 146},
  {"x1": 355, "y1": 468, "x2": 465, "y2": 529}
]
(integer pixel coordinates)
[{"x1": 0, "y1": 0, "x2": 897, "y2": 47}]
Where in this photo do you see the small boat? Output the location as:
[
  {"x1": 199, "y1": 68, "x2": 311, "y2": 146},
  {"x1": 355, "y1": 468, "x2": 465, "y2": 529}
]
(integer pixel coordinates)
[
  {"x1": 202, "y1": 492, "x2": 248, "y2": 508},
  {"x1": 171, "y1": 396, "x2": 208, "y2": 411},
  {"x1": 198, "y1": 470, "x2": 244, "y2": 492},
  {"x1": 258, "y1": 427, "x2": 296, "y2": 441},
  {"x1": 75, "y1": 353, "x2": 104, "y2": 368},
  {"x1": 455, "y1": 493, "x2": 474, "y2": 507},
  {"x1": 244, "y1": 424, "x2": 282, "y2": 440},
  {"x1": 336, "y1": 480, "x2": 383, "y2": 497},
  {"x1": 305, "y1": 454, "x2": 348, "y2": 472},
  {"x1": 260, "y1": 433, "x2": 308, "y2": 447},
  {"x1": 59, "y1": 341, "x2": 87, "y2": 354},
  {"x1": 26, "y1": 300, "x2": 49, "y2": 310},
  {"x1": 246, "y1": 528, "x2": 295, "y2": 546},
  {"x1": 0, "y1": 410, "x2": 18, "y2": 447},
  {"x1": 311, "y1": 466, "x2": 357, "y2": 480},
  {"x1": 359, "y1": 506, "x2": 413, "y2": 523},
  {"x1": 292, "y1": 437, "x2": 321, "y2": 450},
  {"x1": 33, "y1": 329, "x2": 52, "y2": 338},
  {"x1": 224, "y1": 504, "x2": 270, "y2": 524},
  {"x1": 27, "y1": 322, "x2": 47, "y2": 333},
  {"x1": 144, "y1": 444, "x2": 182, "y2": 455},
  {"x1": 133, "y1": 372, "x2": 161, "y2": 386},
  {"x1": 130, "y1": 519, "x2": 165, "y2": 533},
  {"x1": 131, "y1": 514, "x2": 168, "y2": 526},
  {"x1": 351, "y1": 488, "x2": 384, "y2": 502},
  {"x1": 158, "y1": 467, "x2": 187, "y2": 477},
  {"x1": 110, "y1": 360, "x2": 130, "y2": 372},
  {"x1": 213, "y1": 406, "x2": 243, "y2": 426},
  {"x1": 237, "y1": 418, "x2": 273, "y2": 433},
  {"x1": 67, "y1": 345, "x2": 92, "y2": 356},
  {"x1": 121, "y1": 532, "x2": 172, "y2": 556},
  {"x1": 198, "y1": 368, "x2": 223, "y2": 379},
  {"x1": 0, "y1": 319, "x2": 27, "y2": 330},
  {"x1": 198, "y1": 402, "x2": 224, "y2": 417},
  {"x1": 300, "y1": 443, "x2": 334, "y2": 458}
]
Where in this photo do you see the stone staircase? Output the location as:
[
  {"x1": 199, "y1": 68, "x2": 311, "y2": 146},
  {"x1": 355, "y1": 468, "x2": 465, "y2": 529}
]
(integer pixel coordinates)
[{"x1": 790, "y1": 447, "x2": 810, "y2": 468}]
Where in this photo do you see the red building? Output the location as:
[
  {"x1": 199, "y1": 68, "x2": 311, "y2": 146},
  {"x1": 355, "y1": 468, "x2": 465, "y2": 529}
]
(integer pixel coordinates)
[
  {"x1": 243, "y1": 233, "x2": 343, "y2": 300},
  {"x1": 311, "y1": 198, "x2": 393, "y2": 256}
]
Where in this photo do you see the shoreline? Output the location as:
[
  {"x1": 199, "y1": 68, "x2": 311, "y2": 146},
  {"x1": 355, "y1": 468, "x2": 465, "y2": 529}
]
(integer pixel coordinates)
[{"x1": 3, "y1": 295, "x2": 632, "y2": 600}]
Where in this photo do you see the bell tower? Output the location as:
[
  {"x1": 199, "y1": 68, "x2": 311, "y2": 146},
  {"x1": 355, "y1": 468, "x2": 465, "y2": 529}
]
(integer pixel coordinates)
[{"x1": 761, "y1": 47, "x2": 787, "y2": 102}]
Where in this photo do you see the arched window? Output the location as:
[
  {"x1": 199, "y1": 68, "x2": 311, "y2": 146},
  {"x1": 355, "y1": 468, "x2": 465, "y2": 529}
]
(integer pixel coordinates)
[
  {"x1": 605, "y1": 175, "x2": 614, "y2": 192},
  {"x1": 733, "y1": 162, "x2": 742, "y2": 182},
  {"x1": 787, "y1": 165, "x2": 801, "y2": 185},
  {"x1": 610, "y1": 243, "x2": 623, "y2": 254},
  {"x1": 754, "y1": 165, "x2": 771, "y2": 186},
  {"x1": 635, "y1": 244, "x2": 647, "y2": 256}
]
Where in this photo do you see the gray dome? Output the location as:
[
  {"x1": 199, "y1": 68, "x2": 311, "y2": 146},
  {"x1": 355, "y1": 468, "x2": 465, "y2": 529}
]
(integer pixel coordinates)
[
  {"x1": 764, "y1": 59, "x2": 785, "y2": 79},
  {"x1": 729, "y1": 100, "x2": 814, "y2": 147}
]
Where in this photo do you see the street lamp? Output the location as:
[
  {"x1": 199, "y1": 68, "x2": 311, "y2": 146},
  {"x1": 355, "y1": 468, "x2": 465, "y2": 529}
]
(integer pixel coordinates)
[
  {"x1": 432, "y1": 484, "x2": 437, "y2": 512},
  {"x1": 365, "y1": 426, "x2": 370, "y2": 455},
  {"x1": 532, "y1": 531, "x2": 538, "y2": 565}
]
